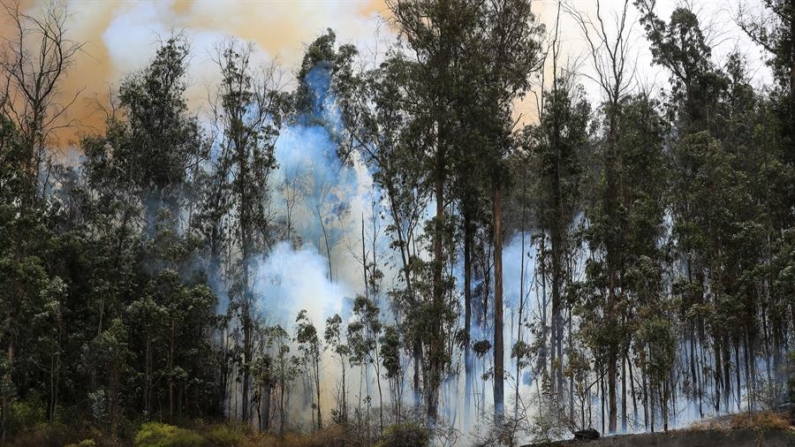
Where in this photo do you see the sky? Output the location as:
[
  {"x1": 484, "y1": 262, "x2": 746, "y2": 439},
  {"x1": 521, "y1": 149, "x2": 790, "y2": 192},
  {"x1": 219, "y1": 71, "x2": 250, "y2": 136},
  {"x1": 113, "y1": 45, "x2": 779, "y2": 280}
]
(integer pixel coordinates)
[{"x1": 1, "y1": 0, "x2": 771, "y2": 146}]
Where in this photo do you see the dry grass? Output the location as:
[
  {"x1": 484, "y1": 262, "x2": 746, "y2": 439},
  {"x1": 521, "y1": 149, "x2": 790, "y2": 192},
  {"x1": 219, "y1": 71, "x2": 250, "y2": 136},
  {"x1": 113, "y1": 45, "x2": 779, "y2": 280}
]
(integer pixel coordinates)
[
  {"x1": 727, "y1": 411, "x2": 791, "y2": 430},
  {"x1": 243, "y1": 425, "x2": 349, "y2": 447},
  {"x1": 688, "y1": 411, "x2": 791, "y2": 431}
]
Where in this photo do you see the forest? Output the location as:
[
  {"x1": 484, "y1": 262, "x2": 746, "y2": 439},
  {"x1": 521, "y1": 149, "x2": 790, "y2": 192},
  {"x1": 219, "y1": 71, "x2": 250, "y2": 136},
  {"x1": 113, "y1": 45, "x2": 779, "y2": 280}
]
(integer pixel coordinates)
[{"x1": 0, "y1": 0, "x2": 794, "y2": 446}]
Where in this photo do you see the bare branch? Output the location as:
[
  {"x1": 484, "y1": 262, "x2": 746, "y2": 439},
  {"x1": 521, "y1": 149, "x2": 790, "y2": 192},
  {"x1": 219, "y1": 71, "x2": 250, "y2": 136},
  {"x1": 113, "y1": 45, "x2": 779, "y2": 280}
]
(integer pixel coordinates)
[{"x1": 563, "y1": 0, "x2": 636, "y2": 106}]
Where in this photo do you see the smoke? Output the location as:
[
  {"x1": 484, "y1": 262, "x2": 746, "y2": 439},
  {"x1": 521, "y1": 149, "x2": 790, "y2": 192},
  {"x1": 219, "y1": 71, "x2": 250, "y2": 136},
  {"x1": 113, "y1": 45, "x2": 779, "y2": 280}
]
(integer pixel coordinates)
[
  {"x1": 502, "y1": 232, "x2": 537, "y2": 311},
  {"x1": 0, "y1": 0, "x2": 390, "y2": 146},
  {"x1": 232, "y1": 42, "x2": 398, "y2": 428},
  {"x1": 252, "y1": 242, "x2": 352, "y2": 325}
]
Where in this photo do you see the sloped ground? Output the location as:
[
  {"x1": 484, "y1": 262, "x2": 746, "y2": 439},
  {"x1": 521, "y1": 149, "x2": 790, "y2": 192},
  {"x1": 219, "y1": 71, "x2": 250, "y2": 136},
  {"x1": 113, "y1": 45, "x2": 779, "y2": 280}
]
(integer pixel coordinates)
[
  {"x1": 526, "y1": 428, "x2": 795, "y2": 447},
  {"x1": 524, "y1": 412, "x2": 795, "y2": 447}
]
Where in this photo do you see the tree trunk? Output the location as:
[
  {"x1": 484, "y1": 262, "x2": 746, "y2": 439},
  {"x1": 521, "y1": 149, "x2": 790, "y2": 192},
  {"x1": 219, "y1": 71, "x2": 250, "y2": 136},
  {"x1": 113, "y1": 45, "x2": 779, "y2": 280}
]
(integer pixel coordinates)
[
  {"x1": 145, "y1": 332, "x2": 152, "y2": 416},
  {"x1": 714, "y1": 338, "x2": 722, "y2": 414},
  {"x1": 376, "y1": 364, "x2": 384, "y2": 435},
  {"x1": 426, "y1": 145, "x2": 445, "y2": 423},
  {"x1": 621, "y1": 353, "x2": 627, "y2": 433},
  {"x1": 662, "y1": 380, "x2": 669, "y2": 432},
  {"x1": 493, "y1": 184, "x2": 504, "y2": 424},
  {"x1": 516, "y1": 172, "x2": 528, "y2": 421},
  {"x1": 628, "y1": 352, "x2": 638, "y2": 429},
  {"x1": 642, "y1": 359, "x2": 649, "y2": 431},
  {"x1": 464, "y1": 213, "x2": 474, "y2": 425},
  {"x1": 608, "y1": 349, "x2": 617, "y2": 433},
  {"x1": 315, "y1": 352, "x2": 322, "y2": 430},
  {"x1": 362, "y1": 215, "x2": 368, "y2": 297},
  {"x1": 263, "y1": 385, "x2": 271, "y2": 432},
  {"x1": 169, "y1": 318, "x2": 175, "y2": 422},
  {"x1": 2, "y1": 338, "x2": 14, "y2": 442}
]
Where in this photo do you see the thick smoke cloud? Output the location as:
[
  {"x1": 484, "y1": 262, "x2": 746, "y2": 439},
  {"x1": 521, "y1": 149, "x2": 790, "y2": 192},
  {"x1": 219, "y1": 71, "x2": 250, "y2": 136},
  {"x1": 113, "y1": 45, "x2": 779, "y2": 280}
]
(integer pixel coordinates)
[{"x1": 252, "y1": 242, "x2": 352, "y2": 325}]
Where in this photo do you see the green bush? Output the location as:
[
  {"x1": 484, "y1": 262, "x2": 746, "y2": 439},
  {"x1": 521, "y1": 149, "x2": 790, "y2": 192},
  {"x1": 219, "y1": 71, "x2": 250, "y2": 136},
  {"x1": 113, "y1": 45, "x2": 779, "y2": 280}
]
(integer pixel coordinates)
[
  {"x1": 135, "y1": 422, "x2": 206, "y2": 447},
  {"x1": 376, "y1": 423, "x2": 430, "y2": 447},
  {"x1": 202, "y1": 425, "x2": 244, "y2": 447},
  {"x1": 7, "y1": 397, "x2": 46, "y2": 434}
]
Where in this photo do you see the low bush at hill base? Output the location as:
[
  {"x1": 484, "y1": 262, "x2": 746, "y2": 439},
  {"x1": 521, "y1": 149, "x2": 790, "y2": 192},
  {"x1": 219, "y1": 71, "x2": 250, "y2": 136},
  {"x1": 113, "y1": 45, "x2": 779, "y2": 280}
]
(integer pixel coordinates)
[{"x1": 135, "y1": 422, "x2": 207, "y2": 447}]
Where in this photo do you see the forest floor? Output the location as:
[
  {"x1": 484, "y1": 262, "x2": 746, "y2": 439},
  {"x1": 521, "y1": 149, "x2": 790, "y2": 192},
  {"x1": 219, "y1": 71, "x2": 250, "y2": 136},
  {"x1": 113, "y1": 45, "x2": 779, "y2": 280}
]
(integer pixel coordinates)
[
  {"x1": 7, "y1": 411, "x2": 795, "y2": 447},
  {"x1": 524, "y1": 411, "x2": 795, "y2": 447}
]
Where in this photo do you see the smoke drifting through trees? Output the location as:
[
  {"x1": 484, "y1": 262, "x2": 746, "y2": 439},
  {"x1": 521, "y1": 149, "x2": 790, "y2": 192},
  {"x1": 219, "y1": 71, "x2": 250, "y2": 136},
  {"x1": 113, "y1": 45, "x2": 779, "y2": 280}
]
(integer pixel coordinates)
[{"x1": 0, "y1": 0, "x2": 794, "y2": 446}]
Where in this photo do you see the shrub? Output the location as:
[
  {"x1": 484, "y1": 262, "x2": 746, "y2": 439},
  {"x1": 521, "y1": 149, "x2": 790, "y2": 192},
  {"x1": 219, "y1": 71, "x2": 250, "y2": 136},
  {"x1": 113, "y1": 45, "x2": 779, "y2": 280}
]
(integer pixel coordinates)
[
  {"x1": 7, "y1": 397, "x2": 46, "y2": 434},
  {"x1": 202, "y1": 425, "x2": 244, "y2": 447},
  {"x1": 376, "y1": 423, "x2": 430, "y2": 447},
  {"x1": 135, "y1": 422, "x2": 206, "y2": 447}
]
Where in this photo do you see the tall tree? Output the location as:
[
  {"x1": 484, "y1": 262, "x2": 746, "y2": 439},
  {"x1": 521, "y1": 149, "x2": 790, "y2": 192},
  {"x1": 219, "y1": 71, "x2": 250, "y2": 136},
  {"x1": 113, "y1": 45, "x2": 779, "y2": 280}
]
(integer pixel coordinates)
[
  {"x1": 113, "y1": 35, "x2": 203, "y2": 235},
  {"x1": 356, "y1": 52, "x2": 430, "y2": 414},
  {"x1": 387, "y1": 0, "x2": 480, "y2": 421},
  {"x1": 636, "y1": 1, "x2": 736, "y2": 417},
  {"x1": 738, "y1": 0, "x2": 794, "y2": 147},
  {"x1": 204, "y1": 38, "x2": 284, "y2": 424},
  {"x1": 524, "y1": 76, "x2": 590, "y2": 415},
  {"x1": 464, "y1": 0, "x2": 542, "y2": 424},
  {"x1": 0, "y1": 2, "x2": 80, "y2": 439},
  {"x1": 0, "y1": 0, "x2": 82, "y2": 205},
  {"x1": 324, "y1": 314, "x2": 350, "y2": 424},
  {"x1": 347, "y1": 295, "x2": 384, "y2": 433},
  {"x1": 568, "y1": 0, "x2": 634, "y2": 432},
  {"x1": 295, "y1": 310, "x2": 322, "y2": 430}
]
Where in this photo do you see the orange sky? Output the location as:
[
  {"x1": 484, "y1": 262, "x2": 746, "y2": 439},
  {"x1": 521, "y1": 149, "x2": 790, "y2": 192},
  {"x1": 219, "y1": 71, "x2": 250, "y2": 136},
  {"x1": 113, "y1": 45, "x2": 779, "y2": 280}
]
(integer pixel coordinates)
[
  {"x1": 2, "y1": 0, "x2": 392, "y2": 146},
  {"x1": 1, "y1": 0, "x2": 767, "y2": 148}
]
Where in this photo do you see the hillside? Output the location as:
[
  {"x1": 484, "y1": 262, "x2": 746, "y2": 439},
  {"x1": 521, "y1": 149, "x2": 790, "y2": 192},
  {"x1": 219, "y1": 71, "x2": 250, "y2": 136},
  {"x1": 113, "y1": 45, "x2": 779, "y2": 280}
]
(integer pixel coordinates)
[{"x1": 526, "y1": 429, "x2": 795, "y2": 447}]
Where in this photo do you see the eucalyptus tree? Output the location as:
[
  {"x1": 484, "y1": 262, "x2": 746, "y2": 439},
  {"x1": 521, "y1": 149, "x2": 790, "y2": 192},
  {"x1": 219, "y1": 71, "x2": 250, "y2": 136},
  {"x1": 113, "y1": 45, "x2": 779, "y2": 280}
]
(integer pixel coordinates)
[
  {"x1": 460, "y1": 0, "x2": 543, "y2": 423},
  {"x1": 386, "y1": 0, "x2": 482, "y2": 421},
  {"x1": 203, "y1": 38, "x2": 286, "y2": 424},
  {"x1": 295, "y1": 310, "x2": 323, "y2": 430},
  {"x1": 738, "y1": 0, "x2": 794, "y2": 145},
  {"x1": 0, "y1": 3, "x2": 81, "y2": 438},
  {"x1": 380, "y1": 325, "x2": 403, "y2": 422},
  {"x1": 113, "y1": 35, "x2": 203, "y2": 236},
  {"x1": 80, "y1": 35, "x2": 208, "y2": 426},
  {"x1": 265, "y1": 325, "x2": 297, "y2": 434},
  {"x1": 613, "y1": 93, "x2": 668, "y2": 431},
  {"x1": 524, "y1": 77, "x2": 590, "y2": 415},
  {"x1": 356, "y1": 53, "x2": 430, "y2": 412},
  {"x1": 636, "y1": 1, "x2": 736, "y2": 416},
  {"x1": 325, "y1": 313, "x2": 350, "y2": 424},
  {"x1": 385, "y1": 0, "x2": 543, "y2": 424},
  {"x1": 566, "y1": 0, "x2": 635, "y2": 433},
  {"x1": 347, "y1": 295, "x2": 384, "y2": 433},
  {"x1": 291, "y1": 30, "x2": 360, "y2": 281},
  {"x1": 128, "y1": 269, "x2": 216, "y2": 422},
  {"x1": 738, "y1": 0, "x2": 795, "y2": 393}
]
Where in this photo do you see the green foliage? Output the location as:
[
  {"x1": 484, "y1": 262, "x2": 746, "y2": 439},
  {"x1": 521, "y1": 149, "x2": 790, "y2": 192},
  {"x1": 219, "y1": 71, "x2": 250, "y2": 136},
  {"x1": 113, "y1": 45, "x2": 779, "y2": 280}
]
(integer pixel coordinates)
[
  {"x1": 379, "y1": 325, "x2": 402, "y2": 379},
  {"x1": 7, "y1": 397, "x2": 46, "y2": 435},
  {"x1": 134, "y1": 423, "x2": 206, "y2": 447},
  {"x1": 347, "y1": 296, "x2": 381, "y2": 365}
]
